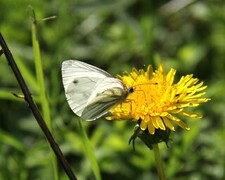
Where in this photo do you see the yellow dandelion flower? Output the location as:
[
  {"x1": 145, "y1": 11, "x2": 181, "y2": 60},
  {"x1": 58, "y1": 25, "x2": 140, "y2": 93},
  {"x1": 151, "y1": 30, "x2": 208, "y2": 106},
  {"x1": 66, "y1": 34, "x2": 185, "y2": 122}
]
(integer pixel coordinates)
[{"x1": 107, "y1": 64, "x2": 210, "y2": 135}]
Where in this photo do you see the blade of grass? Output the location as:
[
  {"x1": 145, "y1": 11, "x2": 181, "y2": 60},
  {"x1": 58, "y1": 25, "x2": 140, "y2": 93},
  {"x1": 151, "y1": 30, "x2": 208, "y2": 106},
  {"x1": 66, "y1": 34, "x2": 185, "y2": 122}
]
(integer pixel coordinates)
[
  {"x1": 0, "y1": 89, "x2": 41, "y2": 103},
  {"x1": 31, "y1": 12, "x2": 57, "y2": 180},
  {"x1": 0, "y1": 89, "x2": 23, "y2": 101},
  {"x1": 31, "y1": 21, "x2": 51, "y2": 129},
  {"x1": 78, "y1": 120, "x2": 101, "y2": 180}
]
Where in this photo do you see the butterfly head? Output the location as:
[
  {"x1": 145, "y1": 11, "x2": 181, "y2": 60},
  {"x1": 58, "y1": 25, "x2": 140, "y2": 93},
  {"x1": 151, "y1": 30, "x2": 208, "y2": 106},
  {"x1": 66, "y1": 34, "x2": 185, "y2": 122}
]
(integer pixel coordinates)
[{"x1": 127, "y1": 87, "x2": 134, "y2": 94}]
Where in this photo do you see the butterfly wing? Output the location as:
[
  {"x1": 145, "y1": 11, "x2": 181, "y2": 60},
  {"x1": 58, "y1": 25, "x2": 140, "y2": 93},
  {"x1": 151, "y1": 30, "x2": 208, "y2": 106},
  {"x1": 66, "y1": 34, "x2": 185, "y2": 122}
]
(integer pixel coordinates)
[{"x1": 62, "y1": 60, "x2": 113, "y2": 117}]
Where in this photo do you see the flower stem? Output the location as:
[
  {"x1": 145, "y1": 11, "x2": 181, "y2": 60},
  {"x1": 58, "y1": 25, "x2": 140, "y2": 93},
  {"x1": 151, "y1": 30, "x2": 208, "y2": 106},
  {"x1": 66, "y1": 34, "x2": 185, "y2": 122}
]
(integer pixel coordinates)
[{"x1": 152, "y1": 144, "x2": 165, "y2": 180}]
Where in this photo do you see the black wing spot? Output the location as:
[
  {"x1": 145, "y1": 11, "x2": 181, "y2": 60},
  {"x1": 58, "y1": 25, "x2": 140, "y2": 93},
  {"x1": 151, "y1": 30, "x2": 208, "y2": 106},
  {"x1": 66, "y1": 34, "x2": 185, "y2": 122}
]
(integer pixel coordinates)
[{"x1": 73, "y1": 79, "x2": 79, "y2": 84}]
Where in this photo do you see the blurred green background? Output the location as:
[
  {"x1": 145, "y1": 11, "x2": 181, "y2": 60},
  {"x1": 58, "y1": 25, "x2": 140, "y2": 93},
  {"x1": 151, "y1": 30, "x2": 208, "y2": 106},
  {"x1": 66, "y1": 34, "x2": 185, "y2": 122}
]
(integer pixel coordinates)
[{"x1": 0, "y1": 0, "x2": 224, "y2": 179}]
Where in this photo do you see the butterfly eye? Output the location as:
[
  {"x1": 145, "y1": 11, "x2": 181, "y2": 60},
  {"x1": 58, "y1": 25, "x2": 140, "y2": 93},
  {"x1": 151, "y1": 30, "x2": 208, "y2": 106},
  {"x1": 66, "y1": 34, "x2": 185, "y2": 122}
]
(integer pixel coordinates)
[{"x1": 127, "y1": 87, "x2": 134, "y2": 94}]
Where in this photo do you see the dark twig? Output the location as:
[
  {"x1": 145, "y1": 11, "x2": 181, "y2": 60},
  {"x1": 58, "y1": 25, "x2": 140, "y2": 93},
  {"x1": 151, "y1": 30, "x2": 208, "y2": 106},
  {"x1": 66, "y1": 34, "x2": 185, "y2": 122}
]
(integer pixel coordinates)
[{"x1": 0, "y1": 33, "x2": 77, "y2": 180}]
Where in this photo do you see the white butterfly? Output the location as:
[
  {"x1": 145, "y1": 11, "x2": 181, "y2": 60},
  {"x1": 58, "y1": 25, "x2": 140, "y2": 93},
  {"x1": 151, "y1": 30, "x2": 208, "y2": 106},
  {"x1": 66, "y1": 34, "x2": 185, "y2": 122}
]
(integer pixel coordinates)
[{"x1": 62, "y1": 60, "x2": 133, "y2": 120}]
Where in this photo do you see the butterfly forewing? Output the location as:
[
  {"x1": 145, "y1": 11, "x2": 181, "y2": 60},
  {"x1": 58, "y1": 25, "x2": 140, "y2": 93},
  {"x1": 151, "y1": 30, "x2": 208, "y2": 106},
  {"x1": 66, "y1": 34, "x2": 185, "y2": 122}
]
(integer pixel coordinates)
[{"x1": 62, "y1": 60, "x2": 112, "y2": 89}]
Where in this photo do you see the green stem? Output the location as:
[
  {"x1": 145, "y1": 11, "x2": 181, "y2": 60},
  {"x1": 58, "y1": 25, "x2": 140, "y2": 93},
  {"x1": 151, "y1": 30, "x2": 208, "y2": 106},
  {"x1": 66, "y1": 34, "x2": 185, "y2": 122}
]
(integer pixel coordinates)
[
  {"x1": 152, "y1": 144, "x2": 165, "y2": 180},
  {"x1": 0, "y1": 32, "x2": 76, "y2": 180}
]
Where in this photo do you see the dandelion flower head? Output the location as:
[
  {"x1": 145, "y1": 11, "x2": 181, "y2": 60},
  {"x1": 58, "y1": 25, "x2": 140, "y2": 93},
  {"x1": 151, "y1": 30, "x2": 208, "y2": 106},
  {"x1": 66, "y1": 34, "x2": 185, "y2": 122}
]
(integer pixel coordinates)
[{"x1": 107, "y1": 64, "x2": 210, "y2": 135}]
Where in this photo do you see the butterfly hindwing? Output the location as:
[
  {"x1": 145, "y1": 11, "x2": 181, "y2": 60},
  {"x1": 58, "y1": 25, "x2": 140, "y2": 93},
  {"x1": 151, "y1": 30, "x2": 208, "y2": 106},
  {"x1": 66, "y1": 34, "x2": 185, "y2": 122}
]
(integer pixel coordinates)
[{"x1": 81, "y1": 77, "x2": 127, "y2": 120}]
